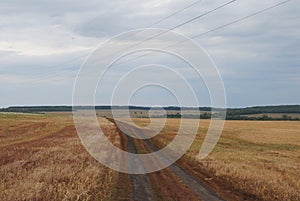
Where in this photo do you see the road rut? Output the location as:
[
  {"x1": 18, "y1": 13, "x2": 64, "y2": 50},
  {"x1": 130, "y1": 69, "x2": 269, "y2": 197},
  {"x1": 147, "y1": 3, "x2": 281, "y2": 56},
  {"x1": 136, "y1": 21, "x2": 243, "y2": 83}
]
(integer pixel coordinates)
[{"x1": 110, "y1": 118, "x2": 224, "y2": 201}]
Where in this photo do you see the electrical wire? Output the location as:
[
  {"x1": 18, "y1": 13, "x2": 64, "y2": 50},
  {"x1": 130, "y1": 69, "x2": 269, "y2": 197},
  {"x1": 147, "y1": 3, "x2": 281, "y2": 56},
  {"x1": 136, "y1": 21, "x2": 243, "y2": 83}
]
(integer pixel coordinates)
[{"x1": 114, "y1": 0, "x2": 292, "y2": 66}]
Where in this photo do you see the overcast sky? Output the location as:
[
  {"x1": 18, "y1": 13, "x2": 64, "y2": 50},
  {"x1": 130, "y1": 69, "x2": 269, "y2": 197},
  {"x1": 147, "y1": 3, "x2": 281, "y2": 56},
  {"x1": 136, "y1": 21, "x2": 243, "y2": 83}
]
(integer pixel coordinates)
[{"x1": 0, "y1": 0, "x2": 299, "y2": 108}]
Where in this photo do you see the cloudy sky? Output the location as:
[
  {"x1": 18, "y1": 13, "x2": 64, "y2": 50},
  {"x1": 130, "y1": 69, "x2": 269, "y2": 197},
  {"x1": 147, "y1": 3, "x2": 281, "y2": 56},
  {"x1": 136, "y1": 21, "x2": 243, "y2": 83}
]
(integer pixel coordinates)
[{"x1": 0, "y1": 0, "x2": 299, "y2": 108}]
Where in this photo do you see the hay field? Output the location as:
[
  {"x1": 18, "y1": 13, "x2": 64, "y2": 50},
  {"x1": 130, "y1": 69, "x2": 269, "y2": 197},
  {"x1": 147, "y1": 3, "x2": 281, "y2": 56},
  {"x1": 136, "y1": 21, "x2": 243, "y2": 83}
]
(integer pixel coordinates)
[
  {"x1": 1, "y1": 112, "x2": 299, "y2": 200},
  {"x1": 133, "y1": 118, "x2": 300, "y2": 201},
  {"x1": 0, "y1": 113, "x2": 128, "y2": 201}
]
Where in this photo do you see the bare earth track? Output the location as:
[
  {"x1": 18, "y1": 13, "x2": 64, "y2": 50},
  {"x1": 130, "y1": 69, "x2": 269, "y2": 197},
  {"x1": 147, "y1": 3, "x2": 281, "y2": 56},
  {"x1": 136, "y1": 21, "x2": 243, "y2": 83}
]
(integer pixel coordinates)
[{"x1": 109, "y1": 118, "x2": 225, "y2": 201}]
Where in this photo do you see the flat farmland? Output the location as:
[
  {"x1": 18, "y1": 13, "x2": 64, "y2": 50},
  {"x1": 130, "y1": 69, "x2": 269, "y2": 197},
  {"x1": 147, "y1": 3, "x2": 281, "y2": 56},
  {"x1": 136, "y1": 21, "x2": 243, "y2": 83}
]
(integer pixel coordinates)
[
  {"x1": 0, "y1": 113, "x2": 130, "y2": 201},
  {"x1": 1, "y1": 112, "x2": 300, "y2": 200},
  {"x1": 132, "y1": 118, "x2": 300, "y2": 200}
]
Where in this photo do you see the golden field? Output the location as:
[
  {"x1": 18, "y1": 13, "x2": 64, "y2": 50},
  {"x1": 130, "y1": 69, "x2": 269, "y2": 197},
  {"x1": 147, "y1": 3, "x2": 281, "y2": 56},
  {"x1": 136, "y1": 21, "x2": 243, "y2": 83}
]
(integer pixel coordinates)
[
  {"x1": 0, "y1": 113, "x2": 131, "y2": 201},
  {"x1": 1, "y1": 112, "x2": 299, "y2": 200},
  {"x1": 132, "y1": 118, "x2": 300, "y2": 201}
]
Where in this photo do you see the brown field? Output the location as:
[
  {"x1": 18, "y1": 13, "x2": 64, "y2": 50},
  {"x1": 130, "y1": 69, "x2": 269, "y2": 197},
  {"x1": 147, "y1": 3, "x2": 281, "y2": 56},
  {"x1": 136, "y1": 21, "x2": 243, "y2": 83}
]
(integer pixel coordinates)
[
  {"x1": 1, "y1": 112, "x2": 300, "y2": 200},
  {"x1": 132, "y1": 118, "x2": 300, "y2": 200},
  {"x1": 0, "y1": 113, "x2": 131, "y2": 201}
]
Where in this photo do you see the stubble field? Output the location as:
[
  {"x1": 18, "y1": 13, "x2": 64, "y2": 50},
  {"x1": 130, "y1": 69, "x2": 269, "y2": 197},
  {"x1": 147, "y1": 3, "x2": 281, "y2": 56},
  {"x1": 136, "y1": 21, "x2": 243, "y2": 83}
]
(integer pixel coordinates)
[
  {"x1": 0, "y1": 113, "x2": 131, "y2": 201},
  {"x1": 133, "y1": 118, "x2": 300, "y2": 200},
  {"x1": 1, "y1": 112, "x2": 299, "y2": 200}
]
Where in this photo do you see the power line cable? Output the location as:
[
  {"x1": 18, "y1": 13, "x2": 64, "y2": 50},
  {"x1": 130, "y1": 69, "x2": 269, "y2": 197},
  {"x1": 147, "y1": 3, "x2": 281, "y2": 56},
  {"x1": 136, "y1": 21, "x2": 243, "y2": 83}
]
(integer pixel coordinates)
[
  {"x1": 31, "y1": 0, "x2": 236, "y2": 83},
  {"x1": 190, "y1": 0, "x2": 292, "y2": 39},
  {"x1": 33, "y1": 0, "x2": 292, "y2": 82},
  {"x1": 112, "y1": 0, "x2": 204, "y2": 43},
  {"x1": 170, "y1": 0, "x2": 236, "y2": 31},
  {"x1": 31, "y1": 0, "x2": 205, "y2": 83},
  {"x1": 93, "y1": 0, "x2": 237, "y2": 66},
  {"x1": 149, "y1": 0, "x2": 203, "y2": 27},
  {"x1": 114, "y1": 0, "x2": 292, "y2": 66},
  {"x1": 124, "y1": 0, "x2": 237, "y2": 52}
]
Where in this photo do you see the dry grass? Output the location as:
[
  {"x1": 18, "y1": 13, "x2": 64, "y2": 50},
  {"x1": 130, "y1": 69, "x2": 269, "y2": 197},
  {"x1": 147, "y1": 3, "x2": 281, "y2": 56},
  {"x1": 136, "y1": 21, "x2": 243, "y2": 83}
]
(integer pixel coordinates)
[
  {"x1": 2, "y1": 112, "x2": 300, "y2": 200},
  {"x1": 132, "y1": 118, "x2": 300, "y2": 201},
  {"x1": 0, "y1": 113, "x2": 123, "y2": 201}
]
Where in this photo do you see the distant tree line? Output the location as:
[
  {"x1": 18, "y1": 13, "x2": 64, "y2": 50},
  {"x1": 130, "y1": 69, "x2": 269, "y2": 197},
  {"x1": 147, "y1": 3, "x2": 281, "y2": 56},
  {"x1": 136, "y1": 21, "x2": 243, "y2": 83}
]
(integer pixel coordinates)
[
  {"x1": 1, "y1": 105, "x2": 300, "y2": 121},
  {"x1": 152, "y1": 113, "x2": 299, "y2": 121},
  {"x1": 224, "y1": 105, "x2": 300, "y2": 121},
  {"x1": 225, "y1": 114, "x2": 299, "y2": 121},
  {"x1": 0, "y1": 105, "x2": 213, "y2": 113},
  {"x1": 226, "y1": 105, "x2": 300, "y2": 115},
  {"x1": 0, "y1": 106, "x2": 72, "y2": 113}
]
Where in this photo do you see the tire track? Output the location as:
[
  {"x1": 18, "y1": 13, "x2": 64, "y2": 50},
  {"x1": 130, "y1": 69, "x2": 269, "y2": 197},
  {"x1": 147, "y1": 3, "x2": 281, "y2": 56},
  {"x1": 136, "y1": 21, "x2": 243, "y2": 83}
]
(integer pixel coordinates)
[
  {"x1": 126, "y1": 135, "x2": 155, "y2": 201},
  {"x1": 113, "y1": 119, "x2": 224, "y2": 201}
]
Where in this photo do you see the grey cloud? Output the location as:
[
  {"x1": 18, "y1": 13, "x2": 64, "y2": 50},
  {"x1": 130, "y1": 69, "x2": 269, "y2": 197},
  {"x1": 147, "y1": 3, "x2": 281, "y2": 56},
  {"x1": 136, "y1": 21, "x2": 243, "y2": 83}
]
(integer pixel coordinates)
[{"x1": 0, "y1": 0, "x2": 299, "y2": 107}]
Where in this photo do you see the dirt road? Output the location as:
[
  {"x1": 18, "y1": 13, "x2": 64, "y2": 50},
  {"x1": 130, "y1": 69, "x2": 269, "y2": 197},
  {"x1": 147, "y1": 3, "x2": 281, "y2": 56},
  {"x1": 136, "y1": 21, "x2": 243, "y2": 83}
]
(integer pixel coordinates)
[
  {"x1": 126, "y1": 132, "x2": 155, "y2": 201},
  {"x1": 109, "y1": 119, "x2": 225, "y2": 201}
]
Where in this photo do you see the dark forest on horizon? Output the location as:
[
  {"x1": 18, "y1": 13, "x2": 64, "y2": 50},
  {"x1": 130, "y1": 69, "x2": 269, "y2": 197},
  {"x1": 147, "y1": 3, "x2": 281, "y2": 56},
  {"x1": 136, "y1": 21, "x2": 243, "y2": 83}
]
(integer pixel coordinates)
[{"x1": 1, "y1": 105, "x2": 300, "y2": 121}]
